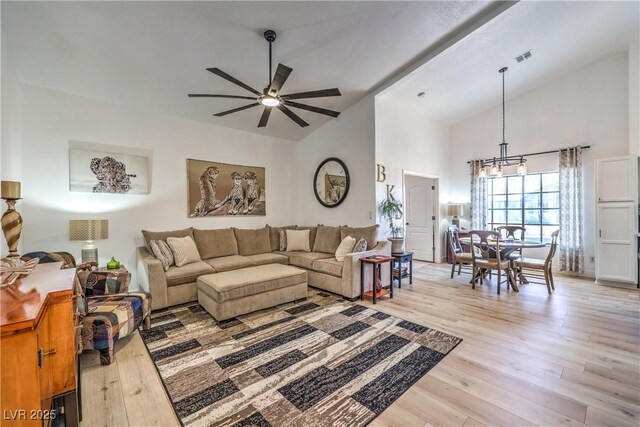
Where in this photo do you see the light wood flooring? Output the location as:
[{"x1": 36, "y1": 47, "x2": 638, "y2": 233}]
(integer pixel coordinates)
[{"x1": 79, "y1": 262, "x2": 639, "y2": 427}]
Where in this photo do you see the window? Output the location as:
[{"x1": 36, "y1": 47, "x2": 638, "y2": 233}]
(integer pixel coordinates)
[{"x1": 487, "y1": 172, "x2": 559, "y2": 243}]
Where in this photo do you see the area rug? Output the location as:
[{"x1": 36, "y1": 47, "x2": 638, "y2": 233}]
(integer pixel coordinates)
[{"x1": 141, "y1": 291, "x2": 462, "y2": 426}]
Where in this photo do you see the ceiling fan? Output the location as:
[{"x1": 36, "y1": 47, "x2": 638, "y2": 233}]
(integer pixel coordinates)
[{"x1": 188, "y1": 29, "x2": 341, "y2": 128}]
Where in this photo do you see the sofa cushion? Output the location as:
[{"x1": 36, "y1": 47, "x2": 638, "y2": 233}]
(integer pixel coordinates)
[
  {"x1": 312, "y1": 258, "x2": 344, "y2": 278},
  {"x1": 268, "y1": 225, "x2": 296, "y2": 251},
  {"x1": 198, "y1": 264, "x2": 307, "y2": 303},
  {"x1": 233, "y1": 226, "x2": 272, "y2": 256},
  {"x1": 167, "y1": 236, "x2": 202, "y2": 267},
  {"x1": 193, "y1": 228, "x2": 238, "y2": 259},
  {"x1": 287, "y1": 252, "x2": 334, "y2": 270},
  {"x1": 245, "y1": 253, "x2": 289, "y2": 266},
  {"x1": 295, "y1": 226, "x2": 318, "y2": 249},
  {"x1": 205, "y1": 255, "x2": 255, "y2": 272},
  {"x1": 313, "y1": 225, "x2": 342, "y2": 254},
  {"x1": 142, "y1": 227, "x2": 193, "y2": 250},
  {"x1": 286, "y1": 229, "x2": 311, "y2": 252},
  {"x1": 165, "y1": 260, "x2": 215, "y2": 287},
  {"x1": 340, "y1": 225, "x2": 379, "y2": 250}
]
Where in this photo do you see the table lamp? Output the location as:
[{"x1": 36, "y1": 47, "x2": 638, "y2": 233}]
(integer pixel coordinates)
[
  {"x1": 69, "y1": 219, "x2": 108, "y2": 263},
  {"x1": 1, "y1": 181, "x2": 23, "y2": 258},
  {"x1": 447, "y1": 204, "x2": 463, "y2": 227}
]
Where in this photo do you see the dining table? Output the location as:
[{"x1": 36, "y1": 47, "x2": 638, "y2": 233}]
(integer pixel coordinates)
[{"x1": 458, "y1": 237, "x2": 546, "y2": 291}]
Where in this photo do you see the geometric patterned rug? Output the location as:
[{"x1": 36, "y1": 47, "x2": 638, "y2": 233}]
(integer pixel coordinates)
[{"x1": 141, "y1": 291, "x2": 462, "y2": 427}]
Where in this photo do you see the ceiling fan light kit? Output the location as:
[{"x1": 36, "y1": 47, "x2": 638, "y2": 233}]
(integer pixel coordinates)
[{"x1": 189, "y1": 29, "x2": 341, "y2": 128}]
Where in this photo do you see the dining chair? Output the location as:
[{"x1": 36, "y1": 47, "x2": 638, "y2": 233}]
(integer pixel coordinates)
[
  {"x1": 512, "y1": 230, "x2": 559, "y2": 294},
  {"x1": 468, "y1": 230, "x2": 515, "y2": 294},
  {"x1": 447, "y1": 226, "x2": 474, "y2": 278},
  {"x1": 495, "y1": 225, "x2": 527, "y2": 257}
]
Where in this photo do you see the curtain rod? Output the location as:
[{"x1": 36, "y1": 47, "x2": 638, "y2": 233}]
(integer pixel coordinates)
[{"x1": 466, "y1": 145, "x2": 591, "y2": 164}]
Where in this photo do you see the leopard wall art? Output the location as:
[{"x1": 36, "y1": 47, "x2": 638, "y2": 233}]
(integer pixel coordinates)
[
  {"x1": 215, "y1": 171, "x2": 245, "y2": 215},
  {"x1": 90, "y1": 156, "x2": 136, "y2": 193},
  {"x1": 242, "y1": 171, "x2": 265, "y2": 214},
  {"x1": 192, "y1": 166, "x2": 220, "y2": 217}
]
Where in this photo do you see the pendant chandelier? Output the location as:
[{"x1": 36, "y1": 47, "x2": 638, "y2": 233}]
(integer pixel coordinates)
[{"x1": 479, "y1": 67, "x2": 527, "y2": 178}]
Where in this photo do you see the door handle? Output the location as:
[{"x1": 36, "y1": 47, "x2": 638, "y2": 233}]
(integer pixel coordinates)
[
  {"x1": 599, "y1": 229, "x2": 602, "y2": 238},
  {"x1": 38, "y1": 347, "x2": 56, "y2": 368}
]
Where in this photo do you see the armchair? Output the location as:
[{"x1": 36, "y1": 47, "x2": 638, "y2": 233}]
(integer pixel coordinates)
[{"x1": 21, "y1": 251, "x2": 151, "y2": 365}]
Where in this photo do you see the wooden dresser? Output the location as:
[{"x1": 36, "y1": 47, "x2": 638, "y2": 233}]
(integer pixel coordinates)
[{"x1": 1, "y1": 262, "x2": 79, "y2": 426}]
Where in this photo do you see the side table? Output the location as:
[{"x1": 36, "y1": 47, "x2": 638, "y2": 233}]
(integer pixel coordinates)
[
  {"x1": 360, "y1": 256, "x2": 394, "y2": 304},
  {"x1": 392, "y1": 252, "x2": 413, "y2": 288}
]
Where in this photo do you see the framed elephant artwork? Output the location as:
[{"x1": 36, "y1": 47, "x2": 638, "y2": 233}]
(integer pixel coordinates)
[
  {"x1": 69, "y1": 146, "x2": 150, "y2": 194},
  {"x1": 187, "y1": 158, "x2": 266, "y2": 217}
]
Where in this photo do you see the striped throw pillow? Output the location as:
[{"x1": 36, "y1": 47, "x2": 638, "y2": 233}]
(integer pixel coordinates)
[{"x1": 150, "y1": 239, "x2": 175, "y2": 271}]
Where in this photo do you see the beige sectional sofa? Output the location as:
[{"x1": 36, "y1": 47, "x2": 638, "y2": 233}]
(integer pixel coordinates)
[{"x1": 137, "y1": 224, "x2": 390, "y2": 310}]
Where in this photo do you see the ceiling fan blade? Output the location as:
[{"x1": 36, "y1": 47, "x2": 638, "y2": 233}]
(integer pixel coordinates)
[
  {"x1": 285, "y1": 101, "x2": 340, "y2": 118},
  {"x1": 280, "y1": 88, "x2": 341, "y2": 100},
  {"x1": 214, "y1": 102, "x2": 260, "y2": 117},
  {"x1": 258, "y1": 107, "x2": 272, "y2": 128},
  {"x1": 267, "y1": 63, "x2": 292, "y2": 96},
  {"x1": 188, "y1": 94, "x2": 257, "y2": 100},
  {"x1": 207, "y1": 68, "x2": 262, "y2": 96},
  {"x1": 277, "y1": 105, "x2": 309, "y2": 127}
]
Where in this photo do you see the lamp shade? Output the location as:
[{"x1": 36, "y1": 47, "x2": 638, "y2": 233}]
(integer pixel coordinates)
[
  {"x1": 1, "y1": 181, "x2": 21, "y2": 199},
  {"x1": 447, "y1": 204, "x2": 463, "y2": 217},
  {"x1": 69, "y1": 219, "x2": 109, "y2": 241}
]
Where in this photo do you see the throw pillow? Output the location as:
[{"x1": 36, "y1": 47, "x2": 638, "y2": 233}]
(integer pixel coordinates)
[
  {"x1": 149, "y1": 239, "x2": 175, "y2": 271},
  {"x1": 335, "y1": 236, "x2": 356, "y2": 262},
  {"x1": 166, "y1": 236, "x2": 201, "y2": 267},
  {"x1": 352, "y1": 238, "x2": 368, "y2": 253},
  {"x1": 279, "y1": 229, "x2": 287, "y2": 251},
  {"x1": 267, "y1": 225, "x2": 296, "y2": 251},
  {"x1": 286, "y1": 229, "x2": 311, "y2": 252}
]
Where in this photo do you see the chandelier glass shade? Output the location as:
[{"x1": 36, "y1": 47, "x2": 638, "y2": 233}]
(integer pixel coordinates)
[{"x1": 479, "y1": 67, "x2": 527, "y2": 177}]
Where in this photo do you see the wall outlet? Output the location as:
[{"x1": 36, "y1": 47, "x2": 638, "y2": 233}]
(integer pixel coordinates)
[
  {"x1": 590, "y1": 256, "x2": 595, "y2": 263},
  {"x1": 368, "y1": 211, "x2": 373, "y2": 220}
]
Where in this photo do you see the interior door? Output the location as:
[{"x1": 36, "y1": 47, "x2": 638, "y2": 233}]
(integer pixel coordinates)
[
  {"x1": 597, "y1": 203, "x2": 637, "y2": 283},
  {"x1": 405, "y1": 176, "x2": 435, "y2": 261}
]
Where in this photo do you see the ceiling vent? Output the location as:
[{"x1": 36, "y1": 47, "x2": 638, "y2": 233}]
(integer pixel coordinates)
[{"x1": 515, "y1": 50, "x2": 533, "y2": 63}]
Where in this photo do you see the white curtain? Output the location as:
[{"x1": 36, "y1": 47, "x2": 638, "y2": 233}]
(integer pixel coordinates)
[
  {"x1": 470, "y1": 160, "x2": 487, "y2": 230},
  {"x1": 559, "y1": 146, "x2": 584, "y2": 273}
]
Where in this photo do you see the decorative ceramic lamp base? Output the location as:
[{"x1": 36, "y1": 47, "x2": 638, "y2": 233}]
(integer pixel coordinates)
[
  {"x1": 81, "y1": 241, "x2": 98, "y2": 263},
  {"x1": 1, "y1": 199, "x2": 23, "y2": 258},
  {"x1": 452, "y1": 217, "x2": 460, "y2": 227}
]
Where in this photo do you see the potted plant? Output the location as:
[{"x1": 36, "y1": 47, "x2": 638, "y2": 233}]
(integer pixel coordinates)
[{"x1": 378, "y1": 195, "x2": 405, "y2": 253}]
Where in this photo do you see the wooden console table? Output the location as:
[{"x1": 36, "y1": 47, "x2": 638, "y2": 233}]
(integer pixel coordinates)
[{"x1": 1, "y1": 262, "x2": 79, "y2": 426}]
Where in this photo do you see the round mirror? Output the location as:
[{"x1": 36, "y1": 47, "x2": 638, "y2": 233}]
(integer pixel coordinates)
[{"x1": 313, "y1": 157, "x2": 350, "y2": 207}]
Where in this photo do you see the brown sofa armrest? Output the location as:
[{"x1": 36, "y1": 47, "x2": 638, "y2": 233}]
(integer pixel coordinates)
[
  {"x1": 136, "y1": 246, "x2": 168, "y2": 309},
  {"x1": 341, "y1": 240, "x2": 392, "y2": 299}
]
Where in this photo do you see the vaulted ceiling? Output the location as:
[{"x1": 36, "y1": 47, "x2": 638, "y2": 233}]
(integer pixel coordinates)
[
  {"x1": 2, "y1": 1, "x2": 491, "y2": 141},
  {"x1": 382, "y1": 0, "x2": 639, "y2": 124}
]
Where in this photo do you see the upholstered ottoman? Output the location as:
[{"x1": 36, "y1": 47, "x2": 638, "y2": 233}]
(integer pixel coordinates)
[{"x1": 197, "y1": 264, "x2": 308, "y2": 320}]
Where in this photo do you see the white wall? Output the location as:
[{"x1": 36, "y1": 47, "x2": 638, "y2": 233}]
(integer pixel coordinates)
[
  {"x1": 629, "y1": 42, "x2": 639, "y2": 155},
  {"x1": 449, "y1": 52, "x2": 630, "y2": 276},
  {"x1": 1, "y1": 23, "x2": 23, "y2": 257},
  {"x1": 295, "y1": 94, "x2": 376, "y2": 227},
  {"x1": 12, "y1": 84, "x2": 298, "y2": 287},
  {"x1": 375, "y1": 97, "x2": 451, "y2": 261}
]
